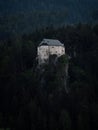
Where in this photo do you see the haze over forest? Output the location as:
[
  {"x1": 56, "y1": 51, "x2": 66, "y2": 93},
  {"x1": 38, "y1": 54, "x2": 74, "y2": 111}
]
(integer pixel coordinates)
[{"x1": 0, "y1": 0, "x2": 98, "y2": 35}]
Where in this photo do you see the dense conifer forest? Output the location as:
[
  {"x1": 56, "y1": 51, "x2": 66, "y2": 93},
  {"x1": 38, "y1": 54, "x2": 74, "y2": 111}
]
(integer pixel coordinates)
[{"x1": 0, "y1": 23, "x2": 98, "y2": 130}]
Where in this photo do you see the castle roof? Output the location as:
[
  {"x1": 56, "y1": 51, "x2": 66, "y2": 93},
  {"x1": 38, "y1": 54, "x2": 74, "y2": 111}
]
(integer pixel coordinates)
[{"x1": 39, "y1": 39, "x2": 64, "y2": 46}]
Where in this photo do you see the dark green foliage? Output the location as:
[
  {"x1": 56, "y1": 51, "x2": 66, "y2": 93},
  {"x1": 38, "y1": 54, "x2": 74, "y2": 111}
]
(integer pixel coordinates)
[
  {"x1": 57, "y1": 55, "x2": 69, "y2": 67},
  {"x1": 0, "y1": 23, "x2": 98, "y2": 130}
]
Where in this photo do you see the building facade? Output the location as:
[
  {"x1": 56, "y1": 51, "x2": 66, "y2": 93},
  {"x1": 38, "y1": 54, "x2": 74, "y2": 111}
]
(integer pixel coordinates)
[{"x1": 37, "y1": 39, "x2": 65, "y2": 64}]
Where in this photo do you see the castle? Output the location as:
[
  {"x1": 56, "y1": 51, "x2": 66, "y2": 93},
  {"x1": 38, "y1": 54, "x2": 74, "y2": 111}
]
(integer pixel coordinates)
[{"x1": 37, "y1": 39, "x2": 65, "y2": 64}]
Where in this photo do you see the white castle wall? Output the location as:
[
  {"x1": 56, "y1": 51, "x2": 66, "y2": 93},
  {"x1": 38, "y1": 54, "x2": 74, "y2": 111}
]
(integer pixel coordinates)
[
  {"x1": 38, "y1": 46, "x2": 49, "y2": 64},
  {"x1": 37, "y1": 45, "x2": 65, "y2": 64},
  {"x1": 49, "y1": 46, "x2": 65, "y2": 56}
]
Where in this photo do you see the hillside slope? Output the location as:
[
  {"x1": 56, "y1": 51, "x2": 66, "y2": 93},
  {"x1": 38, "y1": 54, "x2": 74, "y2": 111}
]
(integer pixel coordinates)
[{"x1": 0, "y1": 0, "x2": 98, "y2": 35}]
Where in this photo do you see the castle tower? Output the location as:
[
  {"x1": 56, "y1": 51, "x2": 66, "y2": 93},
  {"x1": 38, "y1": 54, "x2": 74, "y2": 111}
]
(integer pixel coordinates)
[{"x1": 37, "y1": 39, "x2": 65, "y2": 64}]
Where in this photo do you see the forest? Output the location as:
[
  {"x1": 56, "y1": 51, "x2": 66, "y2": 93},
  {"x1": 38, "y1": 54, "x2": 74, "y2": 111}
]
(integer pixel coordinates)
[{"x1": 0, "y1": 23, "x2": 98, "y2": 130}]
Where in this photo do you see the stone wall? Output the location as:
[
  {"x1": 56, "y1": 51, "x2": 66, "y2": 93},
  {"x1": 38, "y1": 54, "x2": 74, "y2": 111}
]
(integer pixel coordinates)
[{"x1": 37, "y1": 45, "x2": 65, "y2": 64}]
